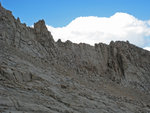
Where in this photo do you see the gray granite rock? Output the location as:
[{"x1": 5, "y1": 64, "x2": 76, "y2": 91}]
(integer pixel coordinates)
[{"x1": 0, "y1": 4, "x2": 150, "y2": 113}]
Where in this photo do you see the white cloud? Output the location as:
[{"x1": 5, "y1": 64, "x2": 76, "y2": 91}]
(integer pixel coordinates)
[
  {"x1": 47, "y1": 12, "x2": 150, "y2": 47},
  {"x1": 144, "y1": 47, "x2": 150, "y2": 51}
]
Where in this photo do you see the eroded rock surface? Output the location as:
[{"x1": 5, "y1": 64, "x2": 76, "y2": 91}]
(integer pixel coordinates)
[{"x1": 0, "y1": 4, "x2": 150, "y2": 113}]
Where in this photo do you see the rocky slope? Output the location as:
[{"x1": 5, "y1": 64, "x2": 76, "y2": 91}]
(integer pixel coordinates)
[{"x1": 0, "y1": 3, "x2": 150, "y2": 113}]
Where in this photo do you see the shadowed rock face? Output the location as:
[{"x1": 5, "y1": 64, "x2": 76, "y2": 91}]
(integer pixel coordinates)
[{"x1": 0, "y1": 4, "x2": 150, "y2": 113}]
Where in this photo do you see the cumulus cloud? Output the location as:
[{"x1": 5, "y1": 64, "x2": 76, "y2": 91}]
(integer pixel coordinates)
[
  {"x1": 47, "y1": 12, "x2": 150, "y2": 48},
  {"x1": 144, "y1": 47, "x2": 150, "y2": 51}
]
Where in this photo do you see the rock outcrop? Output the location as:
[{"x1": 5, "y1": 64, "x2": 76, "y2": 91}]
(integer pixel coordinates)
[{"x1": 0, "y1": 4, "x2": 150, "y2": 113}]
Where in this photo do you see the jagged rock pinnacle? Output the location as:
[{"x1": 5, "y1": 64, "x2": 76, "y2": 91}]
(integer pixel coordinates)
[
  {"x1": 33, "y1": 19, "x2": 55, "y2": 48},
  {"x1": 34, "y1": 19, "x2": 48, "y2": 33}
]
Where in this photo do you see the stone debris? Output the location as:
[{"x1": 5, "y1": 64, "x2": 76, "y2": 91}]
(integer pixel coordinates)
[{"x1": 0, "y1": 4, "x2": 150, "y2": 113}]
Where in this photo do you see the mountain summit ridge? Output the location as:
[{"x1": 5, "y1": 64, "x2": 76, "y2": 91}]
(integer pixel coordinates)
[{"x1": 0, "y1": 4, "x2": 150, "y2": 113}]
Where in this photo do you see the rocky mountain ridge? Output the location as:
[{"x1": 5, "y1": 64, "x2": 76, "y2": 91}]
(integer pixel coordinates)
[{"x1": 0, "y1": 3, "x2": 150, "y2": 113}]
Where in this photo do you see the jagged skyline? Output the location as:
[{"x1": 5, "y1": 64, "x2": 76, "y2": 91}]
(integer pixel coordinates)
[
  {"x1": 0, "y1": 4, "x2": 150, "y2": 112},
  {"x1": 2, "y1": 0, "x2": 150, "y2": 50}
]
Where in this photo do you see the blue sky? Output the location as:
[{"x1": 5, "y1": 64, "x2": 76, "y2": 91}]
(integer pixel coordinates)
[
  {"x1": 2, "y1": 0, "x2": 150, "y2": 27},
  {"x1": 1, "y1": 0, "x2": 150, "y2": 50}
]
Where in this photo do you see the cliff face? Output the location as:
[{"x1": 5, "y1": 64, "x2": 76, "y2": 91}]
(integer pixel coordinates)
[{"x1": 0, "y1": 4, "x2": 150, "y2": 113}]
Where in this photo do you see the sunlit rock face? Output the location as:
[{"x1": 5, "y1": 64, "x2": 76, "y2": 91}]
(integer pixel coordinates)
[{"x1": 0, "y1": 4, "x2": 150, "y2": 113}]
